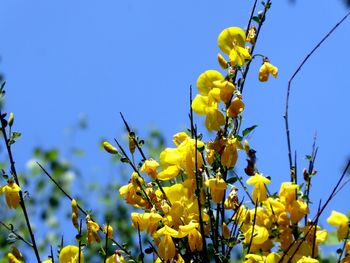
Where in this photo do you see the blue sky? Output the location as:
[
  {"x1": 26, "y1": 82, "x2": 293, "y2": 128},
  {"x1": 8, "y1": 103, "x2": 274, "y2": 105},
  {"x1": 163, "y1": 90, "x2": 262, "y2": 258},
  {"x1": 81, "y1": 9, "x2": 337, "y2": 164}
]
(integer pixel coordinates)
[{"x1": 0, "y1": 0, "x2": 349, "y2": 260}]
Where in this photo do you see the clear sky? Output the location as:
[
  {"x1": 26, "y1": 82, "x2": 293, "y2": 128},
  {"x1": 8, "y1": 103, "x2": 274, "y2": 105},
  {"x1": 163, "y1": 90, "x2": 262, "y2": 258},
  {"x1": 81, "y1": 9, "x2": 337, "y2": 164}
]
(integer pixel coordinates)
[{"x1": 0, "y1": 0, "x2": 349, "y2": 260}]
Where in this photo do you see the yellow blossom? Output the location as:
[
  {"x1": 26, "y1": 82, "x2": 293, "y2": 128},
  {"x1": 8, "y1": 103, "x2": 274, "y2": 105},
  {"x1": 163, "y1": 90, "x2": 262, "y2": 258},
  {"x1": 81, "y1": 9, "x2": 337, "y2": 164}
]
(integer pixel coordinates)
[
  {"x1": 222, "y1": 222, "x2": 231, "y2": 239},
  {"x1": 244, "y1": 225, "x2": 269, "y2": 246},
  {"x1": 296, "y1": 256, "x2": 319, "y2": 263},
  {"x1": 217, "y1": 53, "x2": 228, "y2": 69},
  {"x1": 59, "y1": 245, "x2": 84, "y2": 263},
  {"x1": 227, "y1": 97, "x2": 244, "y2": 118},
  {"x1": 0, "y1": 180, "x2": 21, "y2": 209},
  {"x1": 106, "y1": 251, "x2": 126, "y2": 263},
  {"x1": 244, "y1": 254, "x2": 266, "y2": 263},
  {"x1": 205, "y1": 175, "x2": 227, "y2": 203},
  {"x1": 259, "y1": 59, "x2": 278, "y2": 82},
  {"x1": 246, "y1": 173, "x2": 270, "y2": 203},
  {"x1": 141, "y1": 159, "x2": 159, "y2": 179},
  {"x1": 192, "y1": 93, "x2": 225, "y2": 132},
  {"x1": 279, "y1": 182, "x2": 299, "y2": 206},
  {"x1": 221, "y1": 137, "x2": 241, "y2": 168},
  {"x1": 103, "y1": 225, "x2": 113, "y2": 239},
  {"x1": 131, "y1": 212, "x2": 162, "y2": 234},
  {"x1": 86, "y1": 216, "x2": 100, "y2": 245},
  {"x1": 71, "y1": 199, "x2": 79, "y2": 229},
  {"x1": 218, "y1": 27, "x2": 251, "y2": 66},
  {"x1": 327, "y1": 210, "x2": 349, "y2": 240},
  {"x1": 8, "y1": 253, "x2": 22, "y2": 263},
  {"x1": 289, "y1": 199, "x2": 309, "y2": 224},
  {"x1": 178, "y1": 222, "x2": 203, "y2": 252},
  {"x1": 196, "y1": 70, "x2": 224, "y2": 96},
  {"x1": 246, "y1": 26, "x2": 257, "y2": 45}
]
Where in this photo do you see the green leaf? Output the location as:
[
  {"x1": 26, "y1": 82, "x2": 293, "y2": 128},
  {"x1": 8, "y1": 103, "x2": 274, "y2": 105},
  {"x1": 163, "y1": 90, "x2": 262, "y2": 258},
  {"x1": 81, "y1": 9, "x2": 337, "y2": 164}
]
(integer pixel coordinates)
[
  {"x1": 252, "y1": 16, "x2": 261, "y2": 24},
  {"x1": 242, "y1": 125, "x2": 258, "y2": 137},
  {"x1": 226, "y1": 177, "x2": 238, "y2": 184},
  {"x1": 305, "y1": 155, "x2": 312, "y2": 160},
  {"x1": 120, "y1": 157, "x2": 130, "y2": 163},
  {"x1": 8, "y1": 131, "x2": 22, "y2": 145},
  {"x1": 235, "y1": 135, "x2": 243, "y2": 142}
]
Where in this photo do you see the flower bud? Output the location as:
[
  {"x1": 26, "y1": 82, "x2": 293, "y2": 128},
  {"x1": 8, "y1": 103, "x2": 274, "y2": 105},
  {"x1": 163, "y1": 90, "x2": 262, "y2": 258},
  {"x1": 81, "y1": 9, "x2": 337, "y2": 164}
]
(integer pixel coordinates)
[
  {"x1": 8, "y1": 112, "x2": 14, "y2": 127},
  {"x1": 218, "y1": 53, "x2": 228, "y2": 69},
  {"x1": 102, "y1": 141, "x2": 118, "y2": 154}
]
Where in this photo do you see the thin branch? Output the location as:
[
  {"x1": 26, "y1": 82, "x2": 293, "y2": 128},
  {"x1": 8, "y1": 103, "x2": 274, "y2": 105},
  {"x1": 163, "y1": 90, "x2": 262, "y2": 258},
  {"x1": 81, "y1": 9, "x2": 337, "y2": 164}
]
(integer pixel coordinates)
[
  {"x1": 120, "y1": 112, "x2": 146, "y2": 161},
  {"x1": 0, "y1": 220, "x2": 33, "y2": 247},
  {"x1": 37, "y1": 162, "x2": 137, "y2": 261},
  {"x1": 0, "y1": 112, "x2": 41, "y2": 262},
  {"x1": 284, "y1": 10, "x2": 350, "y2": 177},
  {"x1": 245, "y1": 0, "x2": 259, "y2": 36},
  {"x1": 194, "y1": 125, "x2": 209, "y2": 262},
  {"x1": 137, "y1": 224, "x2": 145, "y2": 263},
  {"x1": 280, "y1": 160, "x2": 350, "y2": 262}
]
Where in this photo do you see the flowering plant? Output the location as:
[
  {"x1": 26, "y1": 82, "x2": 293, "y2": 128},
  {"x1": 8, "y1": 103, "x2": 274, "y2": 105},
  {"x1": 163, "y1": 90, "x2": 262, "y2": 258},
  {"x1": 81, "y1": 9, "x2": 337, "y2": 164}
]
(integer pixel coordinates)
[{"x1": 0, "y1": 1, "x2": 349, "y2": 263}]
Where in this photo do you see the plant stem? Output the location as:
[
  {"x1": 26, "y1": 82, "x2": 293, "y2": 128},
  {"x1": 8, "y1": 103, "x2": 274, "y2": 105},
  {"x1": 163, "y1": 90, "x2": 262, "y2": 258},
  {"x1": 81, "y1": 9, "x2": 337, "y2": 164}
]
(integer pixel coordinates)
[{"x1": 0, "y1": 112, "x2": 41, "y2": 262}]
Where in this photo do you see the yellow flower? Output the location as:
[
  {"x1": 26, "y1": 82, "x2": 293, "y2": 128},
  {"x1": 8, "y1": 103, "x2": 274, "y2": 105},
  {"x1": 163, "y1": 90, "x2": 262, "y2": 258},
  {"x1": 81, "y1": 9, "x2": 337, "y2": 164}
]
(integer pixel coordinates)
[
  {"x1": 131, "y1": 212, "x2": 162, "y2": 234},
  {"x1": 222, "y1": 222, "x2": 231, "y2": 239},
  {"x1": 221, "y1": 137, "x2": 241, "y2": 168},
  {"x1": 59, "y1": 245, "x2": 84, "y2": 263},
  {"x1": 157, "y1": 234, "x2": 176, "y2": 261},
  {"x1": 279, "y1": 182, "x2": 299, "y2": 206},
  {"x1": 218, "y1": 27, "x2": 251, "y2": 66},
  {"x1": 204, "y1": 106, "x2": 226, "y2": 132},
  {"x1": 197, "y1": 70, "x2": 224, "y2": 96},
  {"x1": 0, "y1": 179, "x2": 21, "y2": 209},
  {"x1": 86, "y1": 216, "x2": 100, "y2": 245},
  {"x1": 205, "y1": 175, "x2": 227, "y2": 204},
  {"x1": 244, "y1": 254, "x2": 266, "y2": 263},
  {"x1": 227, "y1": 97, "x2": 244, "y2": 118},
  {"x1": 246, "y1": 26, "x2": 257, "y2": 45},
  {"x1": 103, "y1": 225, "x2": 113, "y2": 239},
  {"x1": 8, "y1": 253, "x2": 22, "y2": 263},
  {"x1": 177, "y1": 222, "x2": 203, "y2": 252},
  {"x1": 141, "y1": 159, "x2": 159, "y2": 179},
  {"x1": 289, "y1": 199, "x2": 309, "y2": 224},
  {"x1": 71, "y1": 199, "x2": 79, "y2": 229},
  {"x1": 246, "y1": 173, "x2": 270, "y2": 203},
  {"x1": 296, "y1": 256, "x2": 319, "y2": 263},
  {"x1": 217, "y1": 53, "x2": 228, "y2": 69},
  {"x1": 106, "y1": 251, "x2": 126, "y2": 263},
  {"x1": 259, "y1": 59, "x2": 278, "y2": 82},
  {"x1": 327, "y1": 210, "x2": 349, "y2": 240},
  {"x1": 154, "y1": 226, "x2": 179, "y2": 261},
  {"x1": 212, "y1": 79, "x2": 236, "y2": 104},
  {"x1": 244, "y1": 225, "x2": 269, "y2": 246}
]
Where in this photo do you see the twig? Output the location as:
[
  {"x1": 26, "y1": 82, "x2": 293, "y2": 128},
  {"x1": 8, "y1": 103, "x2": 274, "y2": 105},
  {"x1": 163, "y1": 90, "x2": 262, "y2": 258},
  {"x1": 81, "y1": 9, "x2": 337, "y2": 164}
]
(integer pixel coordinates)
[
  {"x1": 193, "y1": 126, "x2": 209, "y2": 262},
  {"x1": 78, "y1": 219, "x2": 82, "y2": 263},
  {"x1": 245, "y1": 0, "x2": 258, "y2": 37},
  {"x1": 37, "y1": 162, "x2": 137, "y2": 261},
  {"x1": 338, "y1": 227, "x2": 350, "y2": 263},
  {"x1": 239, "y1": 0, "x2": 272, "y2": 94},
  {"x1": 280, "y1": 160, "x2": 350, "y2": 262},
  {"x1": 284, "y1": 10, "x2": 350, "y2": 177},
  {"x1": 137, "y1": 224, "x2": 145, "y2": 263},
  {"x1": 119, "y1": 114, "x2": 170, "y2": 206},
  {"x1": 0, "y1": 111, "x2": 41, "y2": 262},
  {"x1": 104, "y1": 222, "x2": 109, "y2": 263},
  {"x1": 0, "y1": 220, "x2": 33, "y2": 247},
  {"x1": 246, "y1": 201, "x2": 258, "y2": 254}
]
